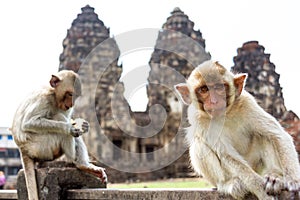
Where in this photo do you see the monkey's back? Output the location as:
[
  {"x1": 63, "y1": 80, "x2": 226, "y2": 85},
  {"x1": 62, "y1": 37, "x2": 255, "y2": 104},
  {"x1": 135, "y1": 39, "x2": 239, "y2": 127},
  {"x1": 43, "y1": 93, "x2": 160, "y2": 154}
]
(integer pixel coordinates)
[
  {"x1": 11, "y1": 87, "x2": 75, "y2": 161},
  {"x1": 11, "y1": 87, "x2": 58, "y2": 144}
]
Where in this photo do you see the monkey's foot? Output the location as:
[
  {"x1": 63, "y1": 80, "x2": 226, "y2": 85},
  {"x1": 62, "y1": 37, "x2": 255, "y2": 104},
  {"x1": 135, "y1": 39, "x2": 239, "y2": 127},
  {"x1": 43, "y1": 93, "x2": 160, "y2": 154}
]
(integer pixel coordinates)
[
  {"x1": 264, "y1": 173, "x2": 284, "y2": 195},
  {"x1": 78, "y1": 164, "x2": 107, "y2": 184},
  {"x1": 218, "y1": 178, "x2": 248, "y2": 200},
  {"x1": 284, "y1": 178, "x2": 300, "y2": 192}
]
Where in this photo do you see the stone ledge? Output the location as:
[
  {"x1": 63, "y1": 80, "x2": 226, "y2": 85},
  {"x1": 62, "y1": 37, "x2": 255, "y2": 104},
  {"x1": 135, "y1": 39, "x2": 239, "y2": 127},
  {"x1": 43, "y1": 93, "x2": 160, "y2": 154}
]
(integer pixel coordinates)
[
  {"x1": 0, "y1": 190, "x2": 17, "y2": 199},
  {"x1": 66, "y1": 188, "x2": 253, "y2": 200},
  {"x1": 17, "y1": 161, "x2": 106, "y2": 200},
  {"x1": 0, "y1": 188, "x2": 270, "y2": 200}
]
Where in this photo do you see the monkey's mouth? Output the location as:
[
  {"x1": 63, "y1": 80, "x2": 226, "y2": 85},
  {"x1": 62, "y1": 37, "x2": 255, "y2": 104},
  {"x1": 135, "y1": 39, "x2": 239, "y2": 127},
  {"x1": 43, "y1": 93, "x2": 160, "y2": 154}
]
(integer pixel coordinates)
[
  {"x1": 206, "y1": 108, "x2": 226, "y2": 117},
  {"x1": 64, "y1": 104, "x2": 71, "y2": 111}
]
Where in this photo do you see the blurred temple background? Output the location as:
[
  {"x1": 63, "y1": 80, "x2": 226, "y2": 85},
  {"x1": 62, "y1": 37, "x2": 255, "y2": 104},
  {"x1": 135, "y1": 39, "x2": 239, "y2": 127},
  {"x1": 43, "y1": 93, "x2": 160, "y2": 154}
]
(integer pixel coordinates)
[
  {"x1": 2, "y1": 5, "x2": 299, "y2": 186},
  {"x1": 58, "y1": 5, "x2": 300, "y2": 182}
]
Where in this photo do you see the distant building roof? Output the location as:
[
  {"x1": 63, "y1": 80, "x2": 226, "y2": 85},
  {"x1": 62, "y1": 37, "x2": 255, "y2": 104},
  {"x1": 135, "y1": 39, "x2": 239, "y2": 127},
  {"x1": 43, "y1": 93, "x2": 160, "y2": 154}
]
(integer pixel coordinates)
[{"x1": 0, "y1": 127, "x2": 11, "y2": 135}]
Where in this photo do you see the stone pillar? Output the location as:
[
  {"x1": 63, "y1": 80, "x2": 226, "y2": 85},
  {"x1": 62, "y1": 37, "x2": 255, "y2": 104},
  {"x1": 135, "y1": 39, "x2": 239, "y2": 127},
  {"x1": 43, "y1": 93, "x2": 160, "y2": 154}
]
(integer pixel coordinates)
[{"x1": 17, "y1": 161, "x2": 106, "y2": 200}]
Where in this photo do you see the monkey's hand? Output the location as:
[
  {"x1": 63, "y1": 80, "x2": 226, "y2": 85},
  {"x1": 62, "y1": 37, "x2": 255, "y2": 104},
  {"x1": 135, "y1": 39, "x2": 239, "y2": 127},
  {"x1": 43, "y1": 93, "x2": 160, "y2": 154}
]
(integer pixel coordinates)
[
  {"x1": 264, "y1": 173, "x2": 285, "y2": 195},
  {"x1": 70, "y1": 118, "x2": 89, "y2": 137},
  {"x1": 77, "y1": 164, "x2": 108, "y2": 184},
  {"x1": 81, "y1": 121, "x2": 89, "y2": 133},
  {"x1": 70, "y1": 126, "x2": 83, "y2": 137}
]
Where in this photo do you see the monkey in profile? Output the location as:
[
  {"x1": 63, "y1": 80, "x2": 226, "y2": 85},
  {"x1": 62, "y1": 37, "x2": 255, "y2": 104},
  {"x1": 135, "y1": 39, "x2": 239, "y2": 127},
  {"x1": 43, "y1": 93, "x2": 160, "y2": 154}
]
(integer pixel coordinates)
[
  {"x1": 175, "y1": 60, "x2": 300, "y2": 199},
  {"x1": 11, "y1": 70, "x2": 107, "y2": 200}
]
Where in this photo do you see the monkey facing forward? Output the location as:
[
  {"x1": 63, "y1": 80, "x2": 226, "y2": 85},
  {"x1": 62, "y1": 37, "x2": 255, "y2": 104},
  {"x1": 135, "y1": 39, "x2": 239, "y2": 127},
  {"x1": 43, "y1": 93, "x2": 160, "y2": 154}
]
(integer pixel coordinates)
[
  {"x1": 175, "y1": 60, "x2": 300, "y2": 199},
  {"x1": 11, "y1": 70, "x2": 107, "y2": 200}
]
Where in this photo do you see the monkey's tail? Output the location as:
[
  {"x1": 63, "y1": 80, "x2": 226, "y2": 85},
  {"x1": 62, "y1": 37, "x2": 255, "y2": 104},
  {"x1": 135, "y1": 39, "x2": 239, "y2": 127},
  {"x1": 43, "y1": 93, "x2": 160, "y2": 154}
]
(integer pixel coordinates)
[{"x1": 21, "y1": 154, "x2": 39, "y2": 200}]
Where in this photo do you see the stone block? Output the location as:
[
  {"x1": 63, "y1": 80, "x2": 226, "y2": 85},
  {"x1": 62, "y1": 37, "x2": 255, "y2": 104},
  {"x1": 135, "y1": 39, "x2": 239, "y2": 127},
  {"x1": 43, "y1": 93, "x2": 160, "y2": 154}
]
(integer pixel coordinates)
[
  {"x1": 17, "y1": 161, "x2": 106, "y2": 200},
  {"x1": 66, "y1": 188, "x2": 259, "y2": 200}
]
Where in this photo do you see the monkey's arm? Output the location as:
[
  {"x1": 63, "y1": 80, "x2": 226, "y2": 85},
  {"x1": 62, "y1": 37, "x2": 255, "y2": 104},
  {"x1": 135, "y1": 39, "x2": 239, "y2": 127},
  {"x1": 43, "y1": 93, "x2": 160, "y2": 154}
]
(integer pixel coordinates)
[
  {"x1": 241, "y1": 95, "x2": 300, "y2": 180},
  {"x1": 257, "y1": 116, "x2": 300, "y2": 179},
  {"x1": 22, "y1": 115, "x2": 72, "y2": 135},
  {"x1": 219, "y1": 147, "x2": 269, "y2": 199},
  {"x1": 19, "y1": 96, "x2": 76, "y2": 135},
  {"x1": 246, "y1": 105, "x2": 300, "y2": 194}
]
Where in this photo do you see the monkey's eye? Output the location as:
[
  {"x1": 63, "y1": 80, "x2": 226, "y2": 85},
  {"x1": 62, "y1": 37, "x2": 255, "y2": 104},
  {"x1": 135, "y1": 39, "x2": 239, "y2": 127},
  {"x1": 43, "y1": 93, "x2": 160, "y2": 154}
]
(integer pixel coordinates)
[
  {"x1": 66, "y1": 92, "x2": 73, "y2": 97},
  {"x1": 198, "y1": 86, "x2": 209, "y2": 93},
  {"x1": 214, "y1": 83, "x2": 227, "y2": 95},
  {"x1": 214, "y1": 84, "x2": 224, "y2": 91}
]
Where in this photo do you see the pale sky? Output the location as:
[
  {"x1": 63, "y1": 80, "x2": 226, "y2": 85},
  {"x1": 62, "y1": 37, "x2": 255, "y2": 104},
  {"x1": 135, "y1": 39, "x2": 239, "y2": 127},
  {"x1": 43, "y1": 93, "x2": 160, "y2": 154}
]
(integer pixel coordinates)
[{"x1": 0, "y1": 0, "x2": 299, "y2": 127}]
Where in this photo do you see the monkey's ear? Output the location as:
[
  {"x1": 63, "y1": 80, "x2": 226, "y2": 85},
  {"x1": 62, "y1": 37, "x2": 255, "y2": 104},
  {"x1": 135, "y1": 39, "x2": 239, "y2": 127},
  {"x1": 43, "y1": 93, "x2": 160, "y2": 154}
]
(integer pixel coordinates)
[
  {"x1": 174, "y1": 83, "x2": 192, "y2": 105},
  {"x1": 50, "y1": 75, "x2": 61, "y2": 88},
  {"x1": 234, "y1": 73, "x2": 247, "y2": 96}
]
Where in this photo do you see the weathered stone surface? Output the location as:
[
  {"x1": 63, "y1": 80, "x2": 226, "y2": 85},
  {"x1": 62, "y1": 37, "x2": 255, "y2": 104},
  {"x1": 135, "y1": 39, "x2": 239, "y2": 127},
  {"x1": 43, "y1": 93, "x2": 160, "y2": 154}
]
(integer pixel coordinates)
[
  {"x1": 232, "y1": 41, "x2": 288, "y2": 120},
  {"x1": 59, "y1": 5, "x2": 110, "y2": 72},
  {"x1": 66, "y1": 188, "x2": 259, "y2": 200},
  {"x1": 0, "y1": 190, "x2": 17, "y2": 199},
  {"x1": 2, "y1": 188, "x2": 298, "y2": 200},
  {"x1": 17, "y1": 161, "x2": 105, "y2": 200}
]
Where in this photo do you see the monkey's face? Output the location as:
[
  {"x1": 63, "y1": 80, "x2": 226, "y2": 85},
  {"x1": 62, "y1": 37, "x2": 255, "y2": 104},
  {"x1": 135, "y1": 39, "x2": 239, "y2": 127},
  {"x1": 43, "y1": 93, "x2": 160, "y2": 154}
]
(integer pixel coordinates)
[
  {"x1": 50, "y1": 70, "x2": 82, "y2": 111},
  {"x1": 188, "y1": 62, "x2": 231, "y2": 118},
  {"x1": 194, "y1": 82, "x2": 228, "y2": 117},
  {"x1": 57, "y1": 81, "x2": 81, "y2": 111},
  {"x1": 54, "y1": 85, "x2": 74, "y2": 111},
  {"x1": 175, "y1": 60, "x2": 247, "y2": 118},
  {"x1": 58, "y1": 90, "x2": 75, "y2": 111}
]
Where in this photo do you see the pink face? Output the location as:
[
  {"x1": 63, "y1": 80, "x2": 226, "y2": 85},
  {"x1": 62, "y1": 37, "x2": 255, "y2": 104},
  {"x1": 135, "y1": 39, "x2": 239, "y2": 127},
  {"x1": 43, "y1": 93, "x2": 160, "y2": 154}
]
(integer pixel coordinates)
[
  {"x1": 50, "y1": 74, "x2": 81, "y2": 111},
  {"x1": 195, "y1": 82, "x2": 228, "y2": 117},
  {"x1": 175, "y1": 62, "x2": 247, "y2": 119},
  {"x1": 57, "y1": 91, "x2": 74, "y2": 111}
]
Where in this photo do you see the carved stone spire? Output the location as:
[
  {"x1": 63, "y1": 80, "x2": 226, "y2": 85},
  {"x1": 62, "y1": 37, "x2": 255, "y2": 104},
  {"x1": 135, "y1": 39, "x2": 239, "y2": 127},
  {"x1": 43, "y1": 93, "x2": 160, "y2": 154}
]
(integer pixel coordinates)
[
  {"x1": 148, "y1": 7, "x2": 211, "y2": 111},
  {"x1": 143, "y1": 8, "x2": 211, "y2": 176},
  {"x1": 162, "y1": 7, "x2": 207, "y2": 48},
  {"x1": 59, "y1": 5, "x2": 111, "y2": 72},
  {"x1": 58, "y1": 5, "x2": 128, "y2": 161},
  {"x1": 231, "y1": 41, "x2": 289, "y2": 120}
]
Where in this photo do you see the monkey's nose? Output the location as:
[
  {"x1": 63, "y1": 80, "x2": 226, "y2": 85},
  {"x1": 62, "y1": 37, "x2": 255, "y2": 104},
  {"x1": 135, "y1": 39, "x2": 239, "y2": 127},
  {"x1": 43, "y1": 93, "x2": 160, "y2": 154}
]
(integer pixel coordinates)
[
  {"x1": 210, "y1": 98, "x2": 218, "y2": 104},
  {"x1": 65, "y1": 104, "x2": 71, "y2": 110}
]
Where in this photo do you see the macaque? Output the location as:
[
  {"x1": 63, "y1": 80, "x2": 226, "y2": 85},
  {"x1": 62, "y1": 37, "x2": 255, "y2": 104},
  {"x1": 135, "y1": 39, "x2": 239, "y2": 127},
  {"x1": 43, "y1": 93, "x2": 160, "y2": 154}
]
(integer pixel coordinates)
[
  {"x1": 175, "y1": 60, "x2": 300, "y2": 199},
  {"x1": 11, "y1": 70, "x2": 107, "y2": 200}
]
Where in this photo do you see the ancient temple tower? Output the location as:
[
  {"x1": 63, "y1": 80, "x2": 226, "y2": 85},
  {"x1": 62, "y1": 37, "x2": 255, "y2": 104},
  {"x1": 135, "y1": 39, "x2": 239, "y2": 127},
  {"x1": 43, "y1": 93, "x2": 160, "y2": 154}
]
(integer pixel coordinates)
[
  {"x1": 58, "y1": 5, "x2": 130, "y2": 160},
  {"x1": 59, "y1": 5, "x2": 112, "y2": 72},
  {"x1": 141, "y1": 7, "x2": 211, "y2": 176},
  {"x1": 58, "y1": 6, "x2": 214, "y2": 181},
  {"x1": 231, "y1": 41, "x2": 298, "y2": 121},
  {"x1": 146, "y1": 7, "x2": 211, "y2": 140},
  {"x1": 148, "y1": 8, "x2": 210, "y2": 111},
  {"x1": 149, "y1": 7, "x2": 210, "y2": 80}
]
